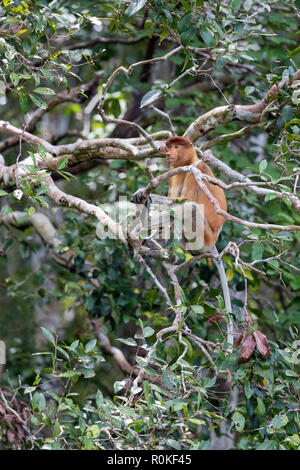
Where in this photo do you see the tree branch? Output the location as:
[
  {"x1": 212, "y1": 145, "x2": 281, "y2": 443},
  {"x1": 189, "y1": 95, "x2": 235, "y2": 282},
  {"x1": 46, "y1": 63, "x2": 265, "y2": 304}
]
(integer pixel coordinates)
[
  {"x1": 45, "y1": 177, "x2": 126, "y2": 244},
  {"x1": 184, "y1": 69, "x2": 300, "y2": 141},
  {"x1": 0, "y1": 77, "x2": 101, "y2": 153}
]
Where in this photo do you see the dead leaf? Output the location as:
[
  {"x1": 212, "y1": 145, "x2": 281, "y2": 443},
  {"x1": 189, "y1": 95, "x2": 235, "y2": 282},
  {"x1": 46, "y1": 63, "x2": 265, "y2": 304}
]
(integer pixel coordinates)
[
  {"x1": 253, "y1": 330, "x2": 270, "y2": 358},
  {"x1": 238, "y1": 333, "x2": 256, "y2": 364},
  {"x1": 234, "y1": 332, "x2": 245, "y2": 349}
]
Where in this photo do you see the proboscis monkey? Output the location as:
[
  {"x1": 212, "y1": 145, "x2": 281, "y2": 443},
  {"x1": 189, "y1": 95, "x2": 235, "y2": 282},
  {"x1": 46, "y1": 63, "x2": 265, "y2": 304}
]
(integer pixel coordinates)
[
  {"x1": 165, "y1": 136, "x2": 227, "y2": 251},
  {"x1": 132, "y1": 136, "x2": 233, "y2": 345}
]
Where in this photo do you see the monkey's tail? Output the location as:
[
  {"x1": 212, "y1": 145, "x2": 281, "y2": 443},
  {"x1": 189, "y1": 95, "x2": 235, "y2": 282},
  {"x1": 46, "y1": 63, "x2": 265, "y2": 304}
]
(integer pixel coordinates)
[
  {"x1": 210, "y1": 245, "x2": 234, "y2": 350},
  {"x1": 210, "y1": 246, "x2": 238, "y2": 450}
]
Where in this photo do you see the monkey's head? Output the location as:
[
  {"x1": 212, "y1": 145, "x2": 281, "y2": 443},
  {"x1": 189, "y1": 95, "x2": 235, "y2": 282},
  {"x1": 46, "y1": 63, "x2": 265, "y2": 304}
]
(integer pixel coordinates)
[{"x1": 165, "y1": 136, "x2": 196, "y2": 167}]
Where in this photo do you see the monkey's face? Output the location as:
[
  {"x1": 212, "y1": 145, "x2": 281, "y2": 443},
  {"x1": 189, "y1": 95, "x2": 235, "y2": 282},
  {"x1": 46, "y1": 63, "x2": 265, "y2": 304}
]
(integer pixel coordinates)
[{"x1": 165, "y1": 144, "x2": 191, "y2": 167}]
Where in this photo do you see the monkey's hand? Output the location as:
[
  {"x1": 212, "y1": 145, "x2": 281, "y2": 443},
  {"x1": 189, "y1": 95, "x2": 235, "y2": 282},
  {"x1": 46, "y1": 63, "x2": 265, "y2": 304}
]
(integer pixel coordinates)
[{"x1": 131, "y1": 188, "x2": 152, "y2": 209}]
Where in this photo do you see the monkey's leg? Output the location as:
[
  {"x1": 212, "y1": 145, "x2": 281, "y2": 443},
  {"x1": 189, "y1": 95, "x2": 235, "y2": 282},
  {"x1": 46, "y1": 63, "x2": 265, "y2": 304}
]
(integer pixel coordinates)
[{"x1": 172, "y1": 202, "x2": 205, "y2": 253}]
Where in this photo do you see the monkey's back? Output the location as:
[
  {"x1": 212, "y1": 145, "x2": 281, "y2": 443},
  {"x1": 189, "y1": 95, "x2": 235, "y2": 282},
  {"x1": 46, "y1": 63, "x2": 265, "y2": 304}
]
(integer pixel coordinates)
[{"x1": 183, "y1": 161, "x2": 227, "y2": 235}]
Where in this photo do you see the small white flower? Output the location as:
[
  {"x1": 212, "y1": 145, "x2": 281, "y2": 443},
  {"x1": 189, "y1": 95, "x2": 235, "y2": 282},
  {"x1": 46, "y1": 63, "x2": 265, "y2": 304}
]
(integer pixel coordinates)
[
  {"x1": 89, "y1": 16, "x2": 102, "y2": 26},
  {"x1": 13, "y1": 189, "x2": 23, "y2": 200}
]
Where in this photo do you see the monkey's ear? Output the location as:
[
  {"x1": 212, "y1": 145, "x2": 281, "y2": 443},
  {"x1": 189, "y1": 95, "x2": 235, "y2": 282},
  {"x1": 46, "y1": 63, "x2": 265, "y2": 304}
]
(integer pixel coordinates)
[{"x1": 131, "y1": 188, "x2": 152, "y2": 208}]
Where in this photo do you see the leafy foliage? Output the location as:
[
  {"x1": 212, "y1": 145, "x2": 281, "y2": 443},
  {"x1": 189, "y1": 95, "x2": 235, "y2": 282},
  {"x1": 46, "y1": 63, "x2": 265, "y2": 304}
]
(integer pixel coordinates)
[{"x1": 0, "y1": 0, "x2": 299, "y2": 451}]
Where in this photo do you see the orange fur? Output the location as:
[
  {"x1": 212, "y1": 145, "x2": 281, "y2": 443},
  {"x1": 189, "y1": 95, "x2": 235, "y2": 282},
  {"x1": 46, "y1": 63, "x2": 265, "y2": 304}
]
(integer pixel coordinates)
[{"x1": 165, "y1": 136, "x2": 227, "y2": 249}]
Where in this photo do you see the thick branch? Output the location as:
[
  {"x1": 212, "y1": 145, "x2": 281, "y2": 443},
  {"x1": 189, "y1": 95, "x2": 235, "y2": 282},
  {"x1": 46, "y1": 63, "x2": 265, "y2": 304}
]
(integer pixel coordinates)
[
  {"x1": 0, "y1": 77, "x2": 101, "y2": 153},
  {"x1": 184, "y1": 69, "x2": 300, "y2": 141},
  {"x1": 0, "y1": 130, "x2": 170, "y2": 188},
  {"x1": 0, "y1": 211, "x2": 60, "y2": 247},
  {"x1": 45, "y1": 177, "x2": 126, "y2": 244}
]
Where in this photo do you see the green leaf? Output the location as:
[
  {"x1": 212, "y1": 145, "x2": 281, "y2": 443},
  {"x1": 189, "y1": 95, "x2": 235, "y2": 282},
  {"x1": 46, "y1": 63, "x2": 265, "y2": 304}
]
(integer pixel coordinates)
[
  {"x1": 180, "y1": 27, "x2": 197, "y2": 46},
  {"x1": 282, "y1": 105, "x2": 293, "y2": 123},
  {"x1": 285, "y1": 369, "x2": 298, "y2": 377},
  {"x1": 264, "y1": 193, "x2": 277, "y2": 202},
  {"x1": 48, "y1": 18, "x2": 56, "y2": 32},
  {"x1": 10, "y1": 72, "x2": 20, "y2": 87},
  {"x1": 256, "y1": 397, "x2": 266, "y2": 416},
  {"x1": 256, "y1": 440, "x2": 277, "y2": 450},
  {"x1": 143, "y1": 380, "x2": 149, "y2": 401},
  {"x1": 29, "y1": 94, "x2": 48, "y2": 109},
  {"x1": 28, "y1": 206, "x2": 35, "y2": 217},
  {"x1": 19, "y1": 93, "x2": 28, "y2": 113},
  {"x1": 245, "y1": 86, "x2": 255, "y2": 96},
  {"x1": 96, "y1": 389, "x2": 103, "y2": 408},
  {"x1": 226, "y1": 268, "x2": 234, "y2": 281},
  {"x1": 244, "y1": 381, "x2": 254, "y2": 399},
  {"x1": 116, "y1": 337, "x2": 137, "y2": 346},
  {"x1": 85, "y1": 339, "x2": 97, "y2": 353},
  {"x1": 231, "y1": 0, "x2": 243, "y2": 13},
  {"x1": 114, "y1": 381, "x2": 125, "y2": 393},
  {"x1": 259, "y1": 159, "x2": 267, "y2": 174},
  {"x1": 56, "y1": 346, "x2": 69, "y2": 360},
  {"x1": 37, "y1": 144, "x2": 46, "y2": 159},
  {"x1": 55, "y1": 370, "x2": 78, "y2": 377},
  {"x1": 244, "y1": 0, "x2": 253, "y2": 11},
  {"x1": 178, "y1": 284, "x2": 187, "y2": 304},
  {"x1": 41, "y1": 326, "x2": 56, "y2": 345},
  {"x1": 162, "y1": 370, "x2": 174, "y2": 390},
  {"x1": 126, "y1": 0, "x2": 147, "y2": 16},
  {"x1": 233, "y1": 411, "x2": 245, "y2": 432},
  {"x1": 32, "y1": 392, "x2": 46, "y2": 411},
  {"x1": 188, "y1": 418, "x2": 206, "y2": 425},
  {"x1": 36, "y1": 184, "x2": 50, "y2": 196},
  {"x1": 272, "y1": 414, "x2": 288, "y2": 429},
  {"x1": 143, "y1": 326, "x2": 155, "y2": 338},
  {"x1": 191, "y1": 305, "x2": 204, "y2": 315},
  {"x1": 166, "y1": 438, "x2": 181, "y2": 450},
  {"x1": 69, "y1": 340, "x2": 79, "y2": 350},
  {"x1": 77, "y1": 368, "x2": 95, "y2": 378},
  {"x1": 177, "y1": 13, "x2": 193, "y2": 33},
  {"x1": 203, "y1": 376, "x2": 216, "y2": 388},
  {"x1": 131, "y1": 385, "x2": 142, "y2": 395},
  {"x1": 252, "y1": 242, "x2": 263, "y2": 261},
  {"x1": 200, "y1": 28, "x2": 216, "y2": 46},
  {"x1": 57, "y1": 156, "x2": 69, "y2": 170},
  {"x1": 24, "y1": 386, "x2": 37, "y2": 394},
  {"x1": 162, "y1": 9, "x2": 173, "y2": 24},
  {"x1": 140, "y1": 89, "x2": 162, "y2": 108},
  {"x1": 0, "y1": 190, "x2": 8, "y2": 196},
  {"x1": 54, "y1": 420, "x2": 61, "y2": 438},
  {"x1": 34, "y1": 87, "x2": 56, "y2": 95},
  {"x1": 216, "y1": 57, "x2": 227, "y2": 71}
]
